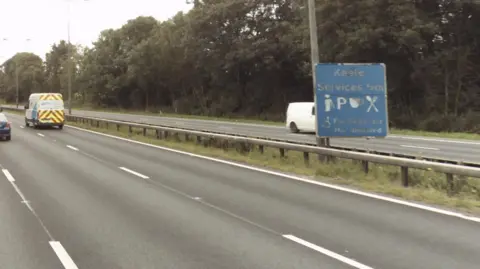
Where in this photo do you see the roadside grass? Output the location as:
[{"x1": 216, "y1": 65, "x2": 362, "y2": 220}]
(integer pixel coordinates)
[{"x1": 62, "y1": 117, "x2": 480, "y2": 214}]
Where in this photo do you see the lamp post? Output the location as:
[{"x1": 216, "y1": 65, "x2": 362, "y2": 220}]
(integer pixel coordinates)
[
  {"x1": 67, "y1": 0, "x2": 72, "y2": 114},
  {"x1": 66, "y1": 0, "x2": 89, "y2": 115}
]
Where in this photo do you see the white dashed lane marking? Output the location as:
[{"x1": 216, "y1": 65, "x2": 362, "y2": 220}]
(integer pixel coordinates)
[
  {"x1": 119, "y1": 167, "x2": 149, "y2": 179},
  {"x1": 66, "y1": 145, "x2": 79, "y2": 151}
]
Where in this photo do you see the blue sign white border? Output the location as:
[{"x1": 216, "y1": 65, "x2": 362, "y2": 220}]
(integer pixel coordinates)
[{"x1": 314, "y1": 62, "x2": 389, "y2": 139}]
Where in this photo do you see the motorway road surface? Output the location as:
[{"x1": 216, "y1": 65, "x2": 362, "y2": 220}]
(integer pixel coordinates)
[
  {"x1": 3, "y1": 105, "x2": 480, "y2": 164},
  {"x1": 1, "y1": 111, "x2": 480, "y2": 269}
]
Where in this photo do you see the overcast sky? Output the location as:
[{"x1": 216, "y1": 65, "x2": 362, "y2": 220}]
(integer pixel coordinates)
[{"x1": 0, "y1": 0, "x2": 191, "y2": 61}]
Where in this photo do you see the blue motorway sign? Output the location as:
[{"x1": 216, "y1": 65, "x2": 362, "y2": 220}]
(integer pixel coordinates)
[{"x1": 315, "y1": 63, "x2": 388, "y2": 137}]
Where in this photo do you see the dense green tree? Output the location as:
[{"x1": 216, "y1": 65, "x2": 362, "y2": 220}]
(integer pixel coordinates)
[
  {"x1": 2, "y1": 0, "x2": 480, "y2": 132},
  {"x1": 44, "y1": 40, "x2": 81, "y2": 97},
  {"x1": 0, "y1": 52, "x2": 45, "y2": 103}
]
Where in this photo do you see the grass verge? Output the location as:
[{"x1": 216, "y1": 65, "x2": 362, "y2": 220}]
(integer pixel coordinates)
[{"x1": 64, "y1": 116, "x2": 480, "y2": 214}]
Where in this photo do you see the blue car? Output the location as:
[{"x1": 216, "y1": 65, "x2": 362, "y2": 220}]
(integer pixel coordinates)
[{"x1": 0, "y1": 113, "x2": 11, "y2": 141}]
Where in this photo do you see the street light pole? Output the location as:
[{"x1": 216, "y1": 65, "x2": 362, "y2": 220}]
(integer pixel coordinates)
[
  {"x1": 65, "y1": 0, "x2": 90, "y2": 115},
  {"x1": 67, "y1": 1, "x2": 72, "y2": 115},
  {"x1": 65, "y1": 0, "x2": 89, "y2": 115},
  {"x1": 15, "y1": 60, "x2": 19, "y2": 108}
]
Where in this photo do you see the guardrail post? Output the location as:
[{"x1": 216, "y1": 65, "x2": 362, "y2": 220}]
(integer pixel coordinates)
[
  {"x1": 446, "y1": 173, "x2": 454, "y2": 196},
  {"x1": 96, "y1": 121, "x2": 100, "y2": 128},
  {"x1": 258, "y1": 145, "x2": 264, "y2": 154},
  {"x1": 203, "y1": 138, "x2": 210, "y2": 147},
  {"x1": 185, "y1": 134, "x2": 190, "y2": 141},
  {"x1": 116, "y1": 124, "x2": 120, "y2": 131},
  {"x1": 279, "y1": 148, "x2": 285, "y2": 158},
  {"x1": 128, "y1": 126, "x2": 132, "y2": 135},
  {"x1": 196, "y1": 136, "x2": 201, "y2": 144},
  {"x1": 142, "y1": 128, "x2": 147, "y2": 136},
  {"x1": 155, "y1": 130, "x2": 161, "y2": 139},
  {"x1": 222, "y1": 140, "x2": 229, "y2": 151},
  {"x1": 164, "y1": 131, "x2": 169, "y2": 139},
  {"x1": 303, "y1": 152, "x2": 309, "y2": 166},
  {"x1": 362, "y1": 160, "x2": 369, "y2": 174},
  {"x1": 105, "y1": 122, "x2": 108, "y2": 129},
  {"x1": 401, "y1": 166, "x2": 409, "y2": 187},
  {"x1": 174, "y1": 132, "x2": 180, "y2": 141},
  {"x1": 240, "y1": 142, "x2": 250, "y2": 153}
]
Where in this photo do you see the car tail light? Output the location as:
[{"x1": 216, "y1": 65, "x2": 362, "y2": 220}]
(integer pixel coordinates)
[{"x1": 5, "y1": 122, "x2": 10, "y2": 128}]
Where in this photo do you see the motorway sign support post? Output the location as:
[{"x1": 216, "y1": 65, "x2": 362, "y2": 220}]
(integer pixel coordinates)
[
  {"x1": 315, "y1": 63, "x2": 389, "y2": 142},
  {"x1": 307, "y1": 0, "x2": 329, "y2": 162}
]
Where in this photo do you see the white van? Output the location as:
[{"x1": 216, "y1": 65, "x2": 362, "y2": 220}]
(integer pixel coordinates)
[
  {"x1": 285, "y1": 102, "x2": 315, "y2": 133},
  {"x1": 24, "y1": 93, "x2": 65, "y2": 129}
]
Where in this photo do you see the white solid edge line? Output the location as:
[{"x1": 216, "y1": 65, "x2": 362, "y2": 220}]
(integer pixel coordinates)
[
  {"x1": 400, "y1": 145, "x2": 439, "y2": 151},
  {"x1": 391, "y1": 135, "x2": 480, "y2": 145},
  {"x1": 49, "y1": 241, "x2": 79, "y2": 269},
  {"x1": 37, "y1": 133, "x2": 44, "y2": 137},
  {"x1": 2, "y1": 169, "x2": 15, "y2": 182},
  {"x1": 119, "y1": 166, "x2": 149, "y2": 179},
  {"x1": 66, "y1": 145, "x2": 79, "y2": 151},
  {"x1": 283, "y1": 235, "x2": 373, "y2": 269},
  {"x1": 64, "y1": 125, "x2": 480, "y2": 223}
]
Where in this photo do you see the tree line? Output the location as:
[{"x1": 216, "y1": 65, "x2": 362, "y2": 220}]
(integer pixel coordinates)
[{"x1": 1, "y1": 0, "x2": 479, "y2": 132}]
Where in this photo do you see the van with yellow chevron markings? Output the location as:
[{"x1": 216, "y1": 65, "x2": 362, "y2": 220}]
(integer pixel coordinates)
[{"x1": 24, "y1": 93, "x2": 65, "y2": 129}]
